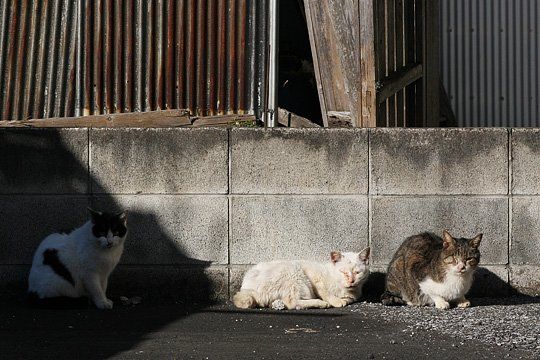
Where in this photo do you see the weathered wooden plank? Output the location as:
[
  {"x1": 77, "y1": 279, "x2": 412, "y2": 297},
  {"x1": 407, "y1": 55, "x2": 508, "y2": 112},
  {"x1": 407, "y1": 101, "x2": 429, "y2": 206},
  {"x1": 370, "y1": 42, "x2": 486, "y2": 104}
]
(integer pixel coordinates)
[
  {"x1": 277, "y1": 108, "x2": 320, "y2": 128},
  {"x1": 358, "y1": 0, "x2": 377, "y2": 127},
  {"x1": 191, "y1": 114, "x2": 256, "y2": 127},
  {"x1": 0, "y1": 109, "x2": 191, "y2": 128},
  {"x1": 303, "y1": 0, "x2": 376, "y2": 127},
  {"x1": 0, "y1": 110, "x2": 259, "y2": 128},
  {"x1": 375, "y1": 0, "x2": 387, "y2": 126}
]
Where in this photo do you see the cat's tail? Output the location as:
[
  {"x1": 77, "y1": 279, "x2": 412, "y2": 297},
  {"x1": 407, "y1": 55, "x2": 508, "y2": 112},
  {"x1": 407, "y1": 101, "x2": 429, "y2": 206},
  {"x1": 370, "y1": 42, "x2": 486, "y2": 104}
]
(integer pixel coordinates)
[
  {"x1": 233, "y1": 289, "x2": 258, "y2": 309},
  {"x1": 380, "y1": 290, "x2": 406, "y2": 306}
]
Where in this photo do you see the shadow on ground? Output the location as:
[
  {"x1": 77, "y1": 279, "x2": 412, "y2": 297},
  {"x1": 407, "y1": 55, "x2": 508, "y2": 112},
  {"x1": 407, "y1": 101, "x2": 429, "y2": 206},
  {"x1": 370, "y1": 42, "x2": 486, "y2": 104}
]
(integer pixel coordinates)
[
  {"x1": 363, "y1": 269, "x2": 540, "y2": 306},
  {"x1": 0, "y1": 129, "x2": 216, "y2": 358}
]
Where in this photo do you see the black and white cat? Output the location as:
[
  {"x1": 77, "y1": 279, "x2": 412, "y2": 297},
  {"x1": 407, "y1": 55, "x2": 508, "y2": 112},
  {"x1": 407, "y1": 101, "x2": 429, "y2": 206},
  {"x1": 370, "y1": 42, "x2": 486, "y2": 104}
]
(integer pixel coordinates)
[{"x1": 28, "y1": 208, "x2": 127, "y2": 309}]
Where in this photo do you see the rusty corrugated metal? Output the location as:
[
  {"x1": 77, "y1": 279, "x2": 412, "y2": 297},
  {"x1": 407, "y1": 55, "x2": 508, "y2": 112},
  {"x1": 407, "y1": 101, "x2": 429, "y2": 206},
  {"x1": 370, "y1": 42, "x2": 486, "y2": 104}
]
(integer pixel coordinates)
[
  {"x1": 441, "y1": 0, "x2": 540, "y2": 127},
  {"x1": 0, "y1": 0, "x2": 268, "y2": 121}
]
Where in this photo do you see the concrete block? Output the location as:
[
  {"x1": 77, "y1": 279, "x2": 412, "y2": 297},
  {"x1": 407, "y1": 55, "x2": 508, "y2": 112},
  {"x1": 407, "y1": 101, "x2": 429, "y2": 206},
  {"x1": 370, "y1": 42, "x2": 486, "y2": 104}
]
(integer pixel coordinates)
[
  {"x1": 371, "y1": 197, "x2": 508, "y2": 266},
  {"x1": 0, "y1": 196, "x2": 89, "y2": 264},
  {"x1": 511, "y1": 197, "x2": 540, "y2": 265},
  {"x1": 230, "y1": 128, "x2": 368, "y2": 194},
  {"x1": 509, "y1": 266, "x2": 540, "y2": 296},
  {"x1": 229, "y1": 265, "x2": 251, "y2": 300},
  {"x1": 230, "y1": 195, "x2": 369, "y2": 264},
  {"x1": 370, "y1": 128, "x2": 508, "y2": 195},
  {"x1": 0, "y1": 129, "x2": 88, "y2": 194},
  {"x1": 91, "y1": 195, "x2": 228, "y2": 265},
  {"x1": 468, "y1": 266, "x2": 510, "y2": 297},
  {"x1": 109, "y1": 265, "x2": 228, "y2": 302},
  {"x1": 90, "y1": 128, "x2": 228, "y2": 194},
  {"x1": 511, "y1": 129, "x2": 540, "y2": 194}
]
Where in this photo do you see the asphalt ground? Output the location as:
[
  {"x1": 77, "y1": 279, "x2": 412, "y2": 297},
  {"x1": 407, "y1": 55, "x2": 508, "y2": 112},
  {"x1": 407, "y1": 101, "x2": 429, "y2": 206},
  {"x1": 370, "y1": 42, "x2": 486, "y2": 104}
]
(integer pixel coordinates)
[{"x1": 0, "y1": 297, "x2": 538, "y2": 360}]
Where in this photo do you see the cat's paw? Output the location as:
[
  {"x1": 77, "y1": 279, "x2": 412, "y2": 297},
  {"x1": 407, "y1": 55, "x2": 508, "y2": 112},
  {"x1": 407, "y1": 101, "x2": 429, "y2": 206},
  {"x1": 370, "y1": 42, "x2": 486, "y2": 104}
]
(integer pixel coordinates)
[
  {"x1": 95, "y1": 298, "x2": 114, "y2": 310},
  {"x1": 271, "y1": 299, "x2": 286, "y2": 310},
  {"x1": 329, "y1": 298, "x2": 348, "y2": 308},
  {"x1": 457, "y1": 299, "x2": 471, "y2": 308},
  {"x1": 434, "y1": 299, "x2": 450, "y2": 310}
]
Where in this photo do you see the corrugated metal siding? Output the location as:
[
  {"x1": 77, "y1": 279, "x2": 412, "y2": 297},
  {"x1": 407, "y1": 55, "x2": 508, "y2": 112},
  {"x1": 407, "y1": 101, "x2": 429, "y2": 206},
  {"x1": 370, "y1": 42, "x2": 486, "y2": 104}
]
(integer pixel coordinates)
[
  {"x1": 441, "y1": 0, "x2": 540, "y2": 127},
  {"x1": 0, "y1": 0, "x2": 268, "y2": 121}
]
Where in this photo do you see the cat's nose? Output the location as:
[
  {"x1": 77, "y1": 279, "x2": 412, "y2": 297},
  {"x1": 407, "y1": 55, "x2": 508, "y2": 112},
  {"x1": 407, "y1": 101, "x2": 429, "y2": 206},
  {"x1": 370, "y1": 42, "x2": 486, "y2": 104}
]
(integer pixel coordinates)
[{"x1": 457, "y1": 263, "x2": 465, "y2": 272}]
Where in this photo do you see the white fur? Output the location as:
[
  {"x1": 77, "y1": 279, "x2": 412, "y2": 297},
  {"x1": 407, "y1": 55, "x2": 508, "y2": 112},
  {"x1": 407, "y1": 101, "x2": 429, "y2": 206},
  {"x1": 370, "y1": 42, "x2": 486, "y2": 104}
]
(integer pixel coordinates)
[
  {"x1": 233, "y1": 250, "x2": 370, "y2": 310},
  {"x1": 28, "y1": 221, "x2": 126, "y2": 309},
  {"x1": 419, "y1": 263, "x2": 475, "y2": 309}
]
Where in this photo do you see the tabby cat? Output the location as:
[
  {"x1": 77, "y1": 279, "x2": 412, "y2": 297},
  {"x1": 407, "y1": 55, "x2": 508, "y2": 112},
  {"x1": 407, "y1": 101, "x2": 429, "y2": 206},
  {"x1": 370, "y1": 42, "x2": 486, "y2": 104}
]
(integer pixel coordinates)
[{"x1": 381, "y1": 230, "x2": 482, "y2": 309}]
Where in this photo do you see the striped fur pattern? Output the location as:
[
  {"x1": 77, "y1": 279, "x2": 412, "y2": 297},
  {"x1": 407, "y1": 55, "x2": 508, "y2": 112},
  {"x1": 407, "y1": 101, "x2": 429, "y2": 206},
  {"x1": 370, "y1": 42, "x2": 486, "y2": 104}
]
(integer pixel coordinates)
[{"x1": 382, "y1": 230, "x2": 482, "y2": 309}]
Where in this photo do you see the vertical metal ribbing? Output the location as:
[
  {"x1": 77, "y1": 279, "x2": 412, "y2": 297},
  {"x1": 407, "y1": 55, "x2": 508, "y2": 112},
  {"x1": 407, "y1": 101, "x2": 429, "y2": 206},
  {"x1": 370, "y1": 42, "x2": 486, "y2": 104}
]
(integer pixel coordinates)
[
  {"x1": 207, "y1": 0, "x2": 217, "y2": 115},
  {"x1": 63, "y1": 0, "x2": 78, "y2": 117},
  {"x1": 227, "y1": 0, "x2": 237, "y2": 114},
  {"x1": 22, "y1": 0, "x2": 40, "y2": 119},
  {"x1": 113, "y1": 0, "x2": 123, "y2": 113},
  {"x1": 196, "y1": 0, "x2": 206, "y2": 115},
  {"x1": 43, "y1": 0, "x2": 62, "y2": 119},
  {"x1": 0, "y1": 0, "x2": 268, "y2": 120},
  {"x1": 93, "y1": 0, "x2": 103, "y2": 114},
  {"x1": 103, "y1": 0, "x2": 113, "y2": 113},
  {"x1": 236, "y1": 0, "x2": 246, "y2": 114},
  {"x1": 0, "y1": 0, "x2": 9, "y2": 118},
  {"x1": 2, "y1": 1, "x2": 19, "y2": 119},
  {"x1": 123, "y1": 0, "x2": 134, "y2": 112},
  {"x1": 217, "y1": 0, "x2": 226, "y2": 115},
  {"x1": 12, "y1": 0, "x2": 29, "y2": 120},
  {"x1": 144, "y1": 1, "x2": 154, "y2": 111},
  {"x1": 155, "y1": 0, "x2": 164, "y2": 110},
  {"x1": 165, "y1": 0, "x2": 175, "y2": 109},
  {"x1": 134, "y1": 0, "x2": 143, "y2": 112},
  {"x1": 176, "y1": 0, "x2": 185, "y2": 109},
  {"x1": 186, "y1": 0, "x2": 196, "y2": 113}
]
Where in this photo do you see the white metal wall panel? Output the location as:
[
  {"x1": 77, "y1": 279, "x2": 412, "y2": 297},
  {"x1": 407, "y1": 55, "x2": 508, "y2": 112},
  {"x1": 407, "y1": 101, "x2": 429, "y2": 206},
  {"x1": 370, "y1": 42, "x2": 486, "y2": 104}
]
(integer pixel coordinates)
[{"x1": 440, "y1": 0, "x2": 540, "y2": 127}]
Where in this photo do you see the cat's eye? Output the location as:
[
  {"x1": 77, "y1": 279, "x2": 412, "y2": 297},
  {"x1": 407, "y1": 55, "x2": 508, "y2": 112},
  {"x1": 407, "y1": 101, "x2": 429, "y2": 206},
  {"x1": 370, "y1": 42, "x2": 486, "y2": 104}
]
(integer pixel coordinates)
[
  {"x1": 443, "y1": 256, "x2": 455, "y2": 264},
  {"x1": 466, "y1": 258, "x2": 478, "y2": 266}
]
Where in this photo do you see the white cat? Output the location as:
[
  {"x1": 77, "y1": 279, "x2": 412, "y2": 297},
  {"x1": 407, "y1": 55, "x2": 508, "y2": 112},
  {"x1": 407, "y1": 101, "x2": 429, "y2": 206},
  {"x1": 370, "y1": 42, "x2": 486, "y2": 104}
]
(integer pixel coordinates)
[
  {"x1": 28, "y1": 208, "x2": 127, "y2": 309},
  {"x1": 233, "y1": 248, "x2": 370, "y2": 310}
]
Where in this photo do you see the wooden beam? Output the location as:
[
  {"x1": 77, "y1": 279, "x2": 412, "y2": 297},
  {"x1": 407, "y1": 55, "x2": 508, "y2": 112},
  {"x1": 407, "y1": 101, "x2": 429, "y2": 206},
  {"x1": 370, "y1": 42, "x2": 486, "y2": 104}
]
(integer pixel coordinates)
[
  {"x1": 191, "y1": 114, "x2": 257, "y2": 127},
  {"x1": 358, "y1": 0, "x2": 377, "y2": 127},
  {"x1": 377, "y1": 64, "x2": 423, "y2": 104},
  {"x1": 0, "y1": 109, "x2": 226, "y2": 128}
]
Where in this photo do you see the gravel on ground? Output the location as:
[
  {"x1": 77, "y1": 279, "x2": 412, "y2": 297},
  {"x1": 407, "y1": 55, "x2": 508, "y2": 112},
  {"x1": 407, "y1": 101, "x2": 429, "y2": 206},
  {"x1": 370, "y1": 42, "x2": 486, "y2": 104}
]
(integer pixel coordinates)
[{"x1": 350, "y1": 297, "x2": 540, "y2": 355}]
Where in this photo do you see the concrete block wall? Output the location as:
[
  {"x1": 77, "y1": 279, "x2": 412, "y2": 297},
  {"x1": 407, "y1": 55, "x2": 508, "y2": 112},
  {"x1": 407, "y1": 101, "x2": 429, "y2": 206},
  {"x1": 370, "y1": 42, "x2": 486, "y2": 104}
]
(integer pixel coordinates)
[{"x1": 0, "y1": 127, "x2": 538, "y2": 302}]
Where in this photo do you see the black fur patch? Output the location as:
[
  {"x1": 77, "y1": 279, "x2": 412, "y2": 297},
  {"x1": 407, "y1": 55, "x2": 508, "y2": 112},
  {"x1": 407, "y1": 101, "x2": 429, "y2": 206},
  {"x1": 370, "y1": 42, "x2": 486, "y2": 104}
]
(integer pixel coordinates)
[
  {"x1": 91, "y1": 211, "x2": 127, "y2": 239},
  {"x1": 42, "y1": 249, "x2": 75, "y2": 286}
]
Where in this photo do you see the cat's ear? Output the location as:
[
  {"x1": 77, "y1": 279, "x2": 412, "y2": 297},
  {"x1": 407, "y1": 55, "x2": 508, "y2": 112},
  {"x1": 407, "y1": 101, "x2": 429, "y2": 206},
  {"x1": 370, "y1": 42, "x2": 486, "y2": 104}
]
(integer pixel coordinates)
[
  {"x1": 442, "y1": 230, "x2": 455, "y2": 249},
  {"x1": 469, "y1": 233, "x2": 482, "y2": 248},
  {"x1": 115, "y1": 210, "x2": 128, "y2": 225},
  {"x1": 359, "y1": 247, "x2": 370, "y2": 264},
  {"x1": 87, "y1": 207, "x2": 103, "y2": 223},
  {"x1": 330, "y1": 251, "x2": 342, "y2": 263}
]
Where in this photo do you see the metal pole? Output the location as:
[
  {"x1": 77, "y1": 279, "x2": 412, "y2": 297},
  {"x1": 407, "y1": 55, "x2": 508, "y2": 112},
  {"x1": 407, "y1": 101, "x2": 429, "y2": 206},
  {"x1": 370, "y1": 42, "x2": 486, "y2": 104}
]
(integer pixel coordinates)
[{"x1": 266, "y1": 0, "x2": 278, "y2": 127}]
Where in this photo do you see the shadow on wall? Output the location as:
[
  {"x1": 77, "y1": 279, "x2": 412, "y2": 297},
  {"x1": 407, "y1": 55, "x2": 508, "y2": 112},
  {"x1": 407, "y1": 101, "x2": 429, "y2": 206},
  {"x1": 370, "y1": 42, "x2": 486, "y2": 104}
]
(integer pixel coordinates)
[
  {"x1": 363, "y1": 269, "x2": 539, "y2": 306},
  {"x1": 0, "y1": 128, "x2": 214, "y2": 357}
]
